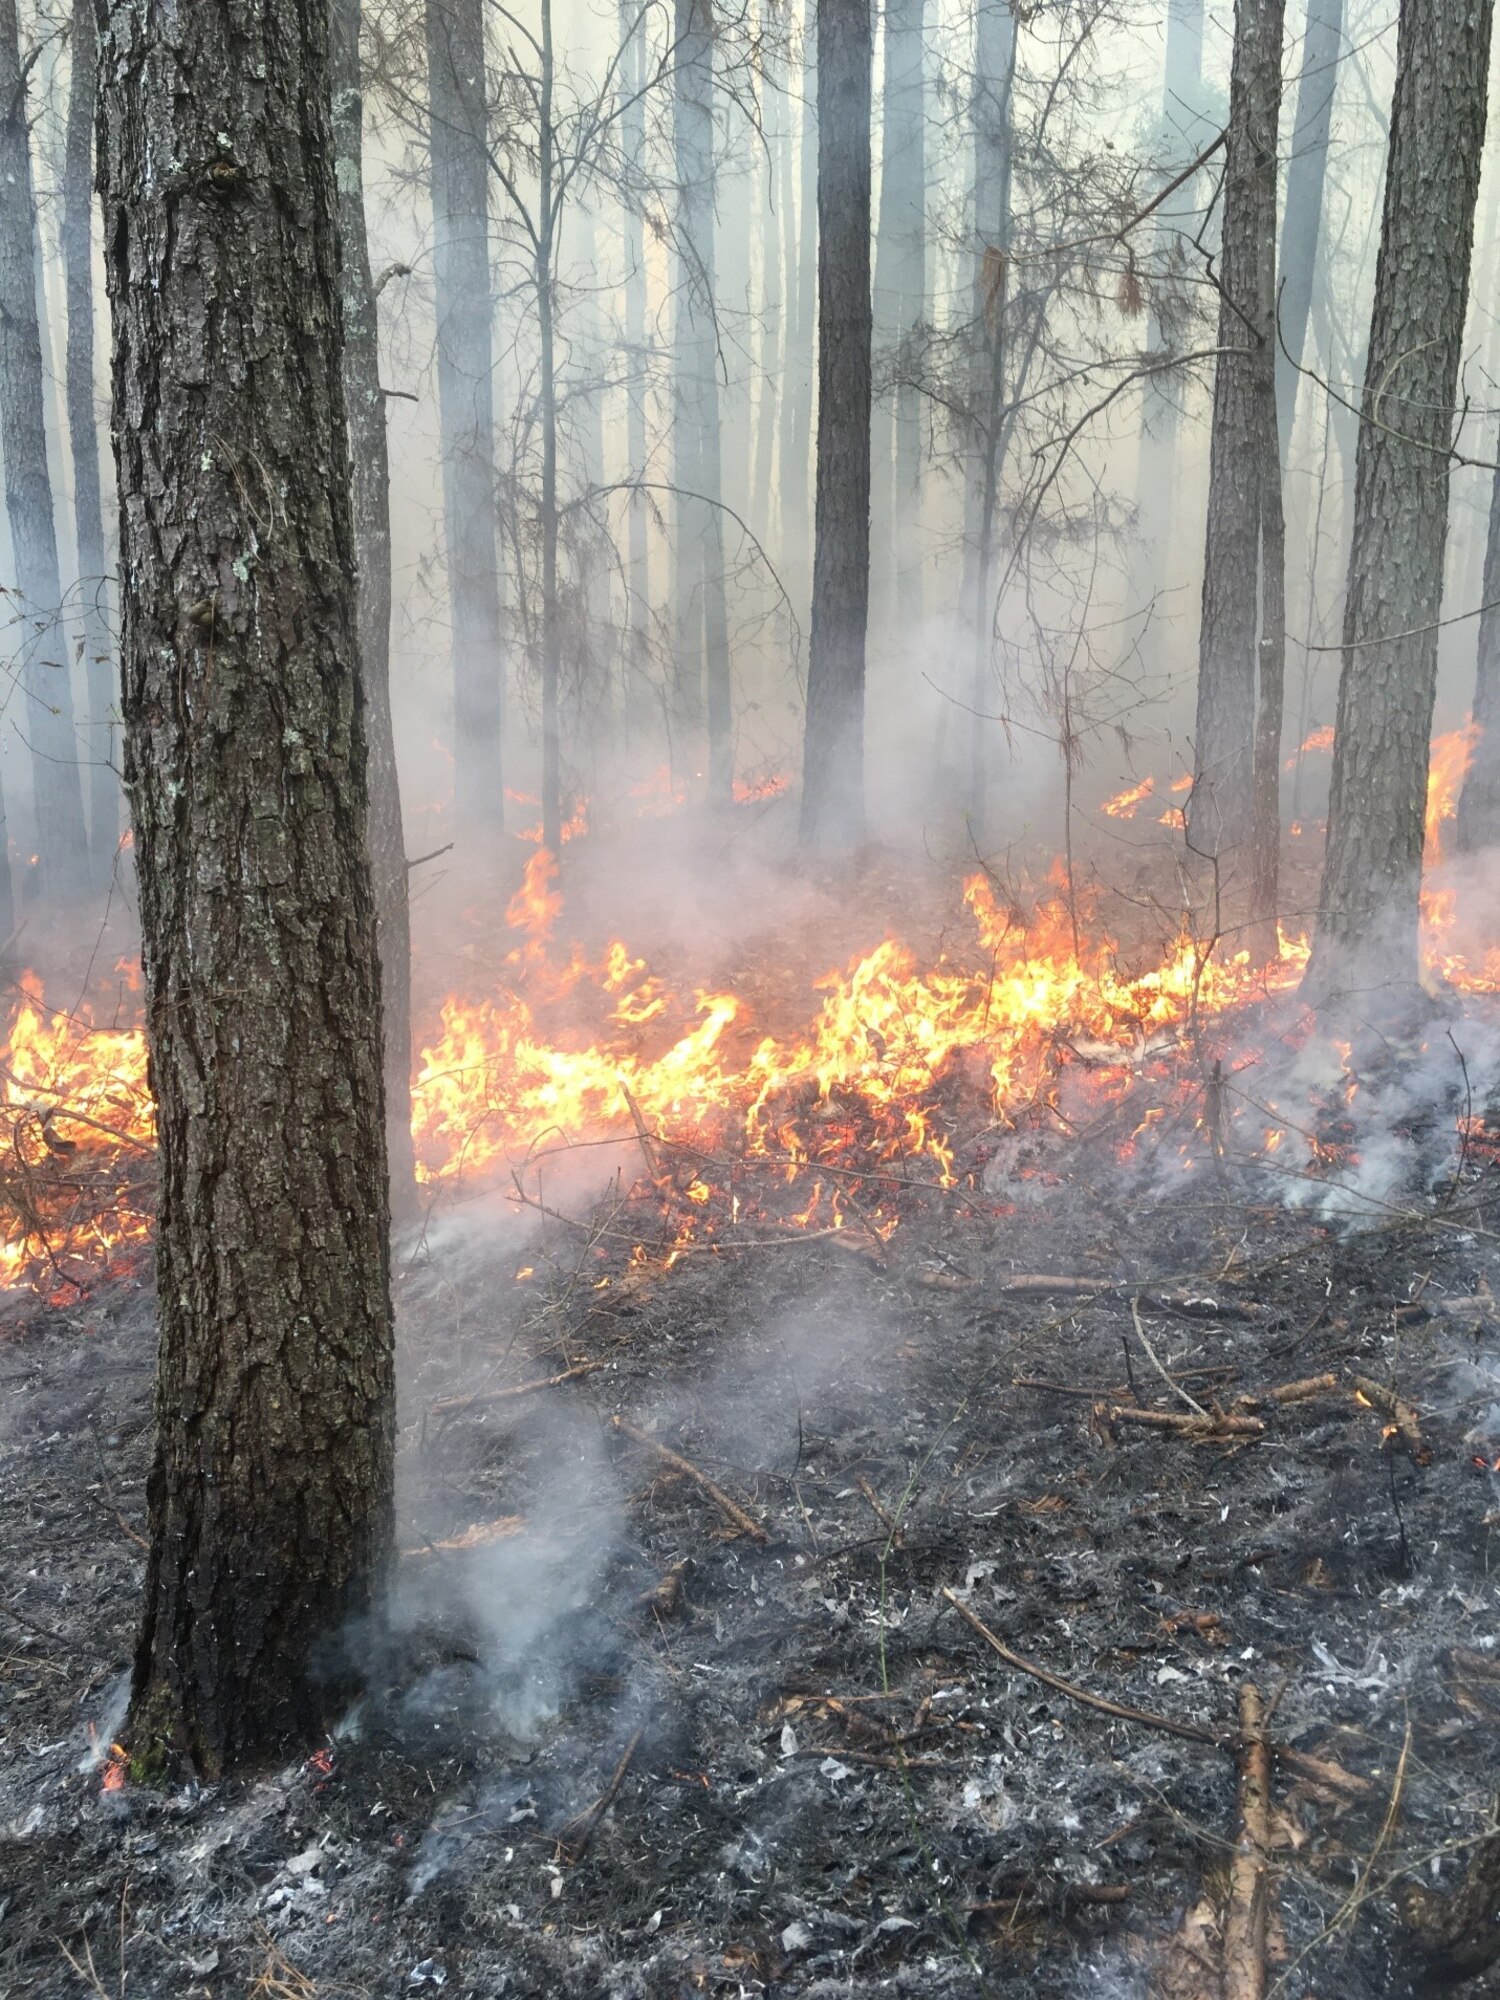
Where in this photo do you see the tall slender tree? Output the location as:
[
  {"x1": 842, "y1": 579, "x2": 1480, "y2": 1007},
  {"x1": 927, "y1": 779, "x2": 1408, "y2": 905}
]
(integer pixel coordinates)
[
  {"x1": 673, "y1": 0, "x2": 733, "y2": 799},
  {"x1": 334, "y1": 0, "x2": 416, "y2": 1215},
  {"x1": 871, "y1": 0, "x2": 926, "y2": 632},
  {"x1": 427, "y1": 0, "x2": 506, "y2": 847},
  {"x1": 800, "y1": 0, "x2": 872, "y2": 849},
  {"x1": 1456, "y1": 460, "x2": 1500, "y2": 853},
  {"x1": 1275, "y1": 0, "x2": 1343, "y2": 468},
  {"x1": 1305, "y1": 0, "x2": 1494, "y2": 1002},
  {"x1": 1189, "y1": 0, "x2": 1285, "y2": 945},
  {"x1": 617, "y1": 0, "x2": 652, "y2": 733},
  {"x1": 957, "y1": 0, "x2": 1016, "y2": 836},
  {"x1": 782, "y1": 0, "x2": 818, "y2": 558},
  {"x1": 1132, "y1": 0, "x2": 1206, "y2": 645},
  {"x1": 0, "y1": 0, "x2": 91, "y2": 895},
  {"x1": 97, "y1": 0, "x2": 396, "y2": 1770},
  {"x1": 63, "y1": 0, "x2": 119, "y2": 880}
]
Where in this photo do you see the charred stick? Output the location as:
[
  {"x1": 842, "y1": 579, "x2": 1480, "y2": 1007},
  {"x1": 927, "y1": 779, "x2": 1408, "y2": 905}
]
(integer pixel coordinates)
[
  {"x1": 619, "y1": 1083, "x2": 663, "y2": 1185},
  {"x1": 1130, "y1": 1295, "x2": 1210, "y2": 1419},
  {"x1": 1223, "y1": 1683, "x2": 1273, "y2": 2000},
  {"x1": 787, "y1": 1745, "x2": 949, "y2": 1772},
  {"x1": 402, "y1": 1517, "x2": 527, "y2": 1560},
  {"x1": 1349, "y1": 1373, "x2": 1432, "y2": 1465},
  {"x1": 1095, "y1": 1402, "x2": 1265, "y2": 1440},
  {"x1": 611, "y1": 1416, "x2": 770, "y2": 1543},
  {"x1": 1234, "y1": 1372, "x2": 1339, "y2": 1412},
  {"x1": 0, "y1": 1596, "x2": 66, "y2": 1644},
  {"x1": 940, "y1": 1591, "x2": 1372, "y2": 1796},
  {"x1": 557, "y1": 1727, "x2": 644, "y2": 1863},
  {"x1": 855, "y1": 1475, "x2": 904, "y2": 1547},
  {"x1": 941, "y1": 1589, "x2": 1236, "y2": 1749},
  {"x1": 429, "y1": 1361, "x2": 605, "y2": 1420}
]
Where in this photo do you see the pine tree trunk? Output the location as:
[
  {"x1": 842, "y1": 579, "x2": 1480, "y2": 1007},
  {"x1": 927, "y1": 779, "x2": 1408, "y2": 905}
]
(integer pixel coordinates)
[
  {"x1": 871, "y1": 0, "x2": 925, "y2": 632},
  {"x1": 1275, "y1": 0, "x2": 1343, "y2": 468},
  {"x1": 0, "y1": 0, "x2": 90, "y2": 896},
  {"x1": 334, "y1": 0, "x2": 416, "y2": 1216},
  {"x1": 427, "y1": 0, "x2": 505, "y2": 846},
  {"x1": 783, "y1": 0, "x2": 818, "y2": 560},
  {"x1": 1132, "y1": 0, "x2": 1205, "y2": 647},
  {"x1": 1190, "y1": 0, "x2": 1283, "y2": 887},
  {"x1": 1456, "y1": 459, "x2": 1500, "y2": 850},
  {"x1": 956, "y1": 0, "x2": 1015, "y2": 830},
  {"x1": 672, "y1": 0, "x2": 731, "y2": 799},
  {"x1": 618, "y1": 0, "x2": 651, "y2": 737},
  {"x1": 800, "y1": 0, "x2": 871, "y2": 850},
  {"x1": 751, "y1": 51, "x2": 784, "y2": 542},
  {"x1": 96, "y1": 0, "x2": 396, "y2": 1775},
  {"x1": 1305, "y1": 0, "x2": 1493, "y2": 1002},
  {"x1": 63, "y1": 0, "x2": 119, "y2": 882}
]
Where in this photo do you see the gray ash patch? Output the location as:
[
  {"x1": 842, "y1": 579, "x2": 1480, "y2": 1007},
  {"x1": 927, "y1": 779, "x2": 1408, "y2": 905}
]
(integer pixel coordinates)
[{"x1": 2, "y1": 1178, "x2": 1499, "y2": 1997}]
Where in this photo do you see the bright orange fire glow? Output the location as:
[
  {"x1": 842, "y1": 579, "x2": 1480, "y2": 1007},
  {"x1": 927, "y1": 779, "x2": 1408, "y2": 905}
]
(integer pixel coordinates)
[
  {"x1": 1100, "y1": 776, "x2": 1155, "y2": 818},
  {"x1": 1284, "y1": 724, "x2": 1336, "y2": 771},
  {"x1": 4, "y1": 725, "x2": 1498, "y2": 1296}
]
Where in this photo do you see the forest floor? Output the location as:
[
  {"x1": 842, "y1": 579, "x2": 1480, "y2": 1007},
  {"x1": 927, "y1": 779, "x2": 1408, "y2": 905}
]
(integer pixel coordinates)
[{"x1": 3, "y1": 1126, "x2": 1500, "y2": 1997}]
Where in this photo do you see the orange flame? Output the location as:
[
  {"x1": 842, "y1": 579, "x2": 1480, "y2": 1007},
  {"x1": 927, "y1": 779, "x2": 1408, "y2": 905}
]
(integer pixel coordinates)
[{"x1": 1101, "y1": 776, "x2": 1155, "y2": 819}]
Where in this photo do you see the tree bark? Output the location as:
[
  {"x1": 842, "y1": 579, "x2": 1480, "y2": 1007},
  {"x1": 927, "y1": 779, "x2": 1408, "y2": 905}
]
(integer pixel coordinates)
[
  {"x1": 956, "y1": 0, "x2": 1015, "y2": 834},
  {"x1": 782, "y1": 0, "x2": 818, "y2": 561},
  {"x1": 799, "y1": 0, "x2": 871, "y2": 850},
  {"x1": 1456, "y1": 456, "x2": 1500, "y2": 850},
  {"x1": 1189, "y1": 0, "x2": 1284, "y2": 900},
  {"x1": 63, "y1": 0, "x2": 120, "y2": 883},
  {"x1": 1275, "y1": 0, "x2": 1343, "y2": 469},
  {"x1": 617, "y1": 0, "x2": 652, "y2": 737},
  {"x1": 0, "y1": 0, "x2": 91, "y2": 897},
  {"x1": 871, "y1": 0, "x2": 925, "y2": 632},
  {"x1": 96, "y1": 0, "x2": 396, "y2": 1773},
  {"x1": 1305, "y1": 0, "x2": 1493, "y2": 1002},
  {"x1": 1132, "y1": 0, "x2": 1206, "y2": 645},
  {"x1": 426, "y1": 0, "x2": 505, "y2": 847},
  {"x1": 334, "y1": 0, "x2": 416, "y2": 1217},
  {"x1": 672, "y1": 0, "x2": 732, "y2": 800}
]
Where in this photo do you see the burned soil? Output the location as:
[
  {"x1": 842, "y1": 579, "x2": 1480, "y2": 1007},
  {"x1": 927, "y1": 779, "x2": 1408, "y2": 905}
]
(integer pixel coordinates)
[{"x1": 3, "y1": 1142, "x2": 1500, "y2": 1999}]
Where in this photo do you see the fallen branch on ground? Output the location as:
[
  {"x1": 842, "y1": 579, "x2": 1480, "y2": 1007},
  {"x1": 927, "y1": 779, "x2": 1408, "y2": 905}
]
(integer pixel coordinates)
[
  {"x1": 428, "y1": 1361, "x2": 605, "y2": 1420},
  {"x1": 611, "y1": 1416, "x2": 770, "y2": 1543},
  {"x1": 939, "y1": 1589, "x2": 1372, "y2": 1797},
  {"x1": 1223, "y1": 1683, "x2": 1274, "y2": 2000},
  {"x1": 1349, "y1": 1373, "x2": 1432, "y2": 1466}
]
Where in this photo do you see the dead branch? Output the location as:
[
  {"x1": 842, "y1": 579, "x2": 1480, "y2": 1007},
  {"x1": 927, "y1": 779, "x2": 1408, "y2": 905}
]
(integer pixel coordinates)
[
  {"x1": 1349, "y1": 1373, "x2": 1432, "y2": 1466},
  {"x1": 1223, "y1": 1683, "x2": 1273, "y2": 2000},
  {"x1": 402, "y1": 1517, "x2": 527, "y2": 1560},
  {"x1": 556, "y1": 1727, "x2": 644, "y2": 1863},
  {"x1": 855, "y1": 1475, "x2": 904, "y2": 1547},
  {"x1": 1233, "y1": 1372, "x2": 1339, "y2": 1412},
  {"x1": 611, "y1": 1416, "x2": 770, "y2": 1543},
  {"x1": 940, "y1": 1590, "x2": 1372, "y2": 1797},
  {"x1": 1131, "y1": 1295, "x2": 1210, "y2": 1419},
  {"x1": 428, "y1": 1361, "x2": 605, "y2": 1419},
  {"x1": 1095, "y1": 1402, "x2": 1265, "y2": 1441}
]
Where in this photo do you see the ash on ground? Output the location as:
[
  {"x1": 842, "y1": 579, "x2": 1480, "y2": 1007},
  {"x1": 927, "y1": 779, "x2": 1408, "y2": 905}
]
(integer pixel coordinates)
[{"x1": 3, "y1": 1159, "x2": 1500, "y2": 1997}]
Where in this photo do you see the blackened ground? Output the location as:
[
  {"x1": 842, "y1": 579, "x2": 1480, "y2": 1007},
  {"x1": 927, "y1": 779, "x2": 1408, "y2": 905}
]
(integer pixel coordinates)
[{"x1": 2, "y1": 1158, "x2": 1499, "y2": 1999}]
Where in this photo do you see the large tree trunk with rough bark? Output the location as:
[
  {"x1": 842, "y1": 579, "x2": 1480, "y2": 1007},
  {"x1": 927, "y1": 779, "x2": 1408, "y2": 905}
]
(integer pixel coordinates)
[
  {"x1": 427, "y1": 0, "x2": 505, "y2": 849},
  {"x1": 800, "y1": 0, "x2": 871, "y2": 850},
  {"x1": 871, "y1": 0, "x2": 925, "y2": 633},
  {"x1": 334, "y1": 0, "x2": 416, "y2": 1216},
  {"x1": 64, "y1": 0, "x2": 119, "y2": 882},
  {"x1": 1275, "y1": 0, "x2": 1343, "y2": 469},
  {"x1": 96, "y1": 0, "x2": 396, "y2": 1774},
  {"x1": 672, "y1": 0, "x2": 732, "y2": 800},
  {"x1": 1189, "y1": 0, "x2": 1284, "y2": 915},
  {"x1": 1304, "y1": 0, "x2": 1493, "y2": 1003},
  {"x1": 0, "y1": 0, "x2": 91, "y2": 897}
]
